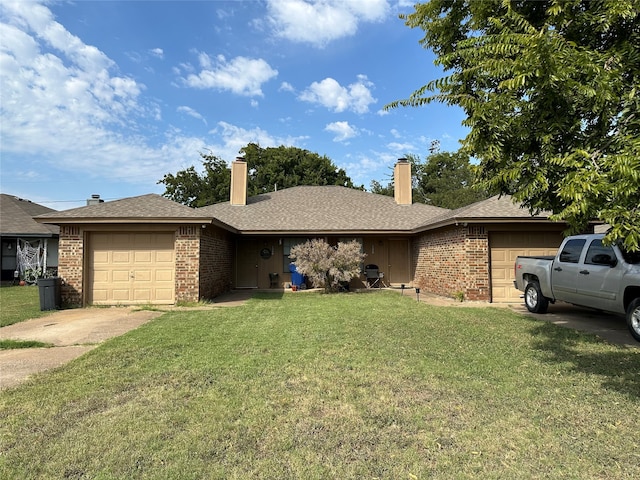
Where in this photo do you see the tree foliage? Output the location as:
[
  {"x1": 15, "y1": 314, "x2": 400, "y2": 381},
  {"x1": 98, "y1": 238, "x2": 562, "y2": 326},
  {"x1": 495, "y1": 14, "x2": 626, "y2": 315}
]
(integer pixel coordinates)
[
  {"x1": 370, "y1": 151, "x2": 490, "y2": 209},
  {"x1": 241, "y1": 143, "x2": 358, "y2": 196},
  {"x1": 159, "y1": 144, "x2": 358, "y2": 207},
  {"x1": 387, "y1": 0, "x2": 640, "y2": 250},
  {"x1": 158, "y1": 152, "x2": 230, "y2": 208},
  {"x1": 289, "y1": 239, "x2": 366, "y2": 293}
]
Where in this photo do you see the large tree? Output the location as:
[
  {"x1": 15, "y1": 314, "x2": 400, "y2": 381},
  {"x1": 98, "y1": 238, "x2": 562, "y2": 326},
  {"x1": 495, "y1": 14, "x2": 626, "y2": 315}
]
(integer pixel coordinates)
[
  {"x1": 387, "y1": 0, "x2": 640, "y2": 250},
  {"x1": 241, "y1": 143, "x2": 357, "y2": 196},
  {"x1": 159, "y1": 144, "x2": 358, "y2": 207}
]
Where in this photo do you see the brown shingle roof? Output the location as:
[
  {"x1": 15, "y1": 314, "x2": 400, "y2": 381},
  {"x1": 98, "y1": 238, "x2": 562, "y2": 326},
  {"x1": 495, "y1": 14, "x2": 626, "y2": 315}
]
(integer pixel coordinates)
[
  {"x1": 35, "y1": 194, "x2": 212, "y2": 225},
  {"x1": 199, "y1": 186, "x2": 449, "y2": 234},
  {"x1": 0, "y1": 194, "x2": 59, "y2": 236},
  {"x1": 419, "y1": 194, "x2": 554, "y2": 230}
]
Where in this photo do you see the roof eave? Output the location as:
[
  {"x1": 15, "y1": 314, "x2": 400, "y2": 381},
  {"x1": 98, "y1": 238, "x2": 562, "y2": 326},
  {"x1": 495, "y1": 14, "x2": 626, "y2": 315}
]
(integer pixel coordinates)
[
  {"x1": 414, "y1": 216, "x2": 558, "y2": 233},
  {"x1": 235, "y1": 229, "x2": 416, "y2": 236},
  {"x1": 34, "y1": 217, "x2": 213, "y2": 225}
]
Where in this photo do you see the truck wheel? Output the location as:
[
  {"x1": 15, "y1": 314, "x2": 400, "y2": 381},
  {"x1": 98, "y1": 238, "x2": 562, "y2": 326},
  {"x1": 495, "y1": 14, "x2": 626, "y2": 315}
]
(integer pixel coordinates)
[
  {"x1": 524, "y1": 282, "x2": 548, "y2": 314},
  {"x1": 626, "y1": 298, "x2": 640, "y2": 342}
]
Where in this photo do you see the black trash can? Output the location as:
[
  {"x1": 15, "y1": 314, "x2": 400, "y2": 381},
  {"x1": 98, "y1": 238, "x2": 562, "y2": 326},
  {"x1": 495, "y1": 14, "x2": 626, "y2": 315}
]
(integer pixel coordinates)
[{"x1": 38, "y1": 277, "x2": 61, "y2": 311}]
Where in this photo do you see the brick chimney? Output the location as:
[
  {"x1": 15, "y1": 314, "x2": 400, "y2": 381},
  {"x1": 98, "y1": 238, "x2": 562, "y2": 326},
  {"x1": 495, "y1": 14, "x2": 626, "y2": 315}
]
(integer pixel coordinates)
[
  {"x1": 86, "y1": 194, "x2": 104, "y2": 206},
  {"x1": 394, "y1": 158, "x2": 412, "y2": 205},
  {"x1": 230, "y1": 157, "x2": 248, "y2": 206}
]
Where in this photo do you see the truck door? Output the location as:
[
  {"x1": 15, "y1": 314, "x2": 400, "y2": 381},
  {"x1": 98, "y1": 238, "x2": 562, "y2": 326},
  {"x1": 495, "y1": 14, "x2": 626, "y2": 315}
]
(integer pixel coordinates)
[
  {"x1": 552, "y1": 238, "x2": 586, "y2": 304},
  {"x1": 574, "y1": 238, "x2": 622, "y2": 311}
]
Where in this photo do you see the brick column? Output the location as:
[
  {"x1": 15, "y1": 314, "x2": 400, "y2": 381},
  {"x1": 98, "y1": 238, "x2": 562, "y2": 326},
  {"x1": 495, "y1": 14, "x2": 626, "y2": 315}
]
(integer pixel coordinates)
[
  {"x1": 58, "y1": 226, "x2": 83, "y2": 307},
  {"x1": 175, "y1": 226, "x2": 200, "y2": 303}
]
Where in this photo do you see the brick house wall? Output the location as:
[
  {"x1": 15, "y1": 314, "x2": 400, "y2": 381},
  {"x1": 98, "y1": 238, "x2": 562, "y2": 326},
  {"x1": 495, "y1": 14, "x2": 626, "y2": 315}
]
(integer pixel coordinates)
[
  {"x1": 175, "y1": 226, "x2": 201, "y2": 303},
  {"x1": 199, "y1": 225, "x2": 234, "y2": 299},
  {"x1": 412, "y1": 225, "x2": 490, "y2": 301},
  {"x1": 58, "y1": 225, "x2": 83, "y2": 307}
]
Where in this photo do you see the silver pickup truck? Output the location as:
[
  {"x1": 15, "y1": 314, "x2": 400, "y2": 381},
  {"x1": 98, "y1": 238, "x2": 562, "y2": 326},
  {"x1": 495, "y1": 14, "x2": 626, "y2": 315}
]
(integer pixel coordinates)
[{"x1": 514, "y1": 234, "x2": 640, "y2": 342}]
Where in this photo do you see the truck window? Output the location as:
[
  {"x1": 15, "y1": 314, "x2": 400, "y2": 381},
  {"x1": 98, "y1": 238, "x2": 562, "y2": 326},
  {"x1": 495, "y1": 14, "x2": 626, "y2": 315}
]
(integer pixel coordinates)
[
  {"x1": 558, "y1": 239, "x2": 586, "y2": 263},
  {"x1": 584, "y1": 239, "x2": 616, "y2": 265}
]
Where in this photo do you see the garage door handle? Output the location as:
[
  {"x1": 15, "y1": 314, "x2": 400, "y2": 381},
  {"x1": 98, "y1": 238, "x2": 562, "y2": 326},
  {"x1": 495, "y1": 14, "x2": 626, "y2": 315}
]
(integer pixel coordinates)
[
  {"x1": 579, "y1": 270, "x2": 589, "y2": 275},
  {"x1": 554, "y1": 267, "x2": 562, "y2": 272}
]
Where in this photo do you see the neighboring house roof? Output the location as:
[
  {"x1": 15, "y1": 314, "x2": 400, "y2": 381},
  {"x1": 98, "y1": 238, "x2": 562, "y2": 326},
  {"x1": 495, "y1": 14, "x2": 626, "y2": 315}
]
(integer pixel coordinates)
[
  {"x1": 420, "y1": 194, "x2": 555, "y2": 231},
  {"x1": 0, "y1": 194, "x2": 59, "y2": 237},
  {"x1": 199, "y1": 186, "x2": 449, "y2": 234},
  {"x1": 34, "y1": 194, "x2": 213, "y2": 225}
]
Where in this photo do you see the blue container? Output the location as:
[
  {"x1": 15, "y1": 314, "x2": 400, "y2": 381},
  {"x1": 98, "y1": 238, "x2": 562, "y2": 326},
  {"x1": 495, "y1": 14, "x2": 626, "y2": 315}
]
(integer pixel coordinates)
[{"x1": 289, "y1": 263, "x2": 304, "y2": 287}]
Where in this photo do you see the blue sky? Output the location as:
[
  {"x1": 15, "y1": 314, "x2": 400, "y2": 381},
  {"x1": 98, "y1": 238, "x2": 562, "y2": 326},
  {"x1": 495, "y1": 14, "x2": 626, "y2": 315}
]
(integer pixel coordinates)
[{"x1": 0, "y1": 0, "x2": 468, "y2": 210}]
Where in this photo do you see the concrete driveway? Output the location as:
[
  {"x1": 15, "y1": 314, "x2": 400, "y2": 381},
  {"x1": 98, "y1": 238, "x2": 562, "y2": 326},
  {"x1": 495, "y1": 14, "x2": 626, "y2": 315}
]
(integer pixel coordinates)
[
  {"x1": 510, "y1": 301, "x2": 638, "y2": 349},
  {"x1": 0, "y1": 291, "x2": 255, "y2": 391},
  {"x1": 0, "y1": 307, "x2": 163, "y2": 390},
  {"x1": 417, "y1": 290, "x2": 638, "y2": 348}
]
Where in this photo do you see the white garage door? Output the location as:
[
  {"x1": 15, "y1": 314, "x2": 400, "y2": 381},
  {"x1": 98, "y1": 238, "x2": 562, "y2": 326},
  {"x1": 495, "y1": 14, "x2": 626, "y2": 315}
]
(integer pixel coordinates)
[
  {"x1": 490, "y1": 231, "x2": 563, "y2": 303},
  {"x1": 88, "y1": 232, "x2": 175, "y2": 305}
]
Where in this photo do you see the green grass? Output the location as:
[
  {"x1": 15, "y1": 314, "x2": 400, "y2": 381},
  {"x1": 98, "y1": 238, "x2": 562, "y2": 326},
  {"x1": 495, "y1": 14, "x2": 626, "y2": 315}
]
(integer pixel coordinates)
[
  {"x1": 1, "y1": 291, "x2": 638, "y2": 479},
  {"x1": 0, "y1": 285, "x2": 55, "y2": 327},
  {"x1": 0, "y1": 339, "x2": 53, "y2": 350}
]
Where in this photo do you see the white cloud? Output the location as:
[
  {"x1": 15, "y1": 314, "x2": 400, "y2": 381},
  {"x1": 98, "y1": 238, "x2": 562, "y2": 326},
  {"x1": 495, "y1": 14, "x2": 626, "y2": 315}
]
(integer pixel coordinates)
[
  {"x1": 387, "y1": 142, "x2": 416, "y2": 152},
  {"x1": 0, "y1": 1, "x2": 208, "y2": 189},
  {"x1": 265, "y1": 0, "x2": 389, "y2": 48},
  {"x1": 150, "y1": 48, "x2": 164, "y2": 59},
  {"x1": 177, "y1": 106, "x2": 207, "y2": 124},
  {"x1": 182, "y1": 53, "x2": 278, "y2": 97},
  {"x1": 325, "y1": 121, "x2": 358, "y2": 142},
  {"x1": 279, "y1": 81, "x2": 295, "y2": 92},
  {"x1": 299, "y1": 75, "x2": 376, "y2": 114},
  {"x1": 390, "y1": 128, "x2": 401, "y2": 138}
]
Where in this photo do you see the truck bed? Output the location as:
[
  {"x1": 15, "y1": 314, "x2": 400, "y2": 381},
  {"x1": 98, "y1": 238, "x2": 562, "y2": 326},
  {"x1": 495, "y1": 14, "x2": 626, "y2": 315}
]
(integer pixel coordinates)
[{"x1": 517, "y1": 255, "x2": 555, "y2": 261}]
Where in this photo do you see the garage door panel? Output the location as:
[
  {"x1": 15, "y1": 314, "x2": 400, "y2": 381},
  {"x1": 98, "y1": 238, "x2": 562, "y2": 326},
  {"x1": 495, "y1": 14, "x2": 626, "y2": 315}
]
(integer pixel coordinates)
[
  {"x1": 134, "y1": 251, "x2": 152, "y2": 263},
  {"x1": 112, "y1": 252, "x2": 130, "y2": 263},
  {"x1": 155, "y1": 269, "x2": 173, "y2": 282},
  {"x1": 112, "y1": 289, "x2": 132, "y2": 301},
  {"x1": 133, "y1": 289, "x2": 151, "y2": 301},
  {"x1": 134, "y1": 269, "x2": 152, "y2": 282},
  {"x1": 156, "y1": 251, "x2": 173, "y2": 263},
  {"x1": 155, "y1": 289, "x2": 174, "y2": 301},
  {"x1": 111, "y1": 269, "x2": 130, "y2": 282},
  {"x1": 89, "y1": 232, "x2": 175, "y2": 305}
]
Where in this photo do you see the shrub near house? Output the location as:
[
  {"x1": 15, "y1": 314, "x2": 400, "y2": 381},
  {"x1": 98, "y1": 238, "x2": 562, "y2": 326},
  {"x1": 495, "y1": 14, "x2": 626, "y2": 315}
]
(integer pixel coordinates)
[{"x1": 290, "y1": 239, "x2": 365, "y2": 292}]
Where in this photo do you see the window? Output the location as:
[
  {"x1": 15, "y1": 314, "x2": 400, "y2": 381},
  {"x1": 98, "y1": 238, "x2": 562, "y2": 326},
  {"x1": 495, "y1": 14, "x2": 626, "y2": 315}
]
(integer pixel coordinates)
[
  {"x1": 585, "y1": 239, "x2": 616, "y2": 265},
  {"x1": 558, "y1": 239, "x2": 586, "y2": 263},
  {"x1": 283, "y1": 238, "x2": 307, "y2": 272}
]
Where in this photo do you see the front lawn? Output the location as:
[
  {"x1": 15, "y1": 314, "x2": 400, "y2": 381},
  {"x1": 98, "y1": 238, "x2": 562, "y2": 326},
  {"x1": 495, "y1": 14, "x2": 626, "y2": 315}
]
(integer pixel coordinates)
[
  {"x1": 0, "y1": 284, "x2": 53, "y2": 327},
  {"x1": 1, "y1": 291, "x2": 638, "y2": 479}
]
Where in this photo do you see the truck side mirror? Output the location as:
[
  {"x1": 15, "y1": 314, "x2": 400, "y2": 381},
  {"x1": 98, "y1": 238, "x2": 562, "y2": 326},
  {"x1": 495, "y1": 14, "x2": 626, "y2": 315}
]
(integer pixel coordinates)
[{"x1": 591, "y1": 254, "x2": 617, "y2": 267}]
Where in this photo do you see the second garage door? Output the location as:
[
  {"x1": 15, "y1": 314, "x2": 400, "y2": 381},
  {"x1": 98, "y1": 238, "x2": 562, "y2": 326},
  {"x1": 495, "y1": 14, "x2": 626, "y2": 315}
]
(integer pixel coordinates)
[
  {"x1": 88, "y1": 232, "x2": 175, "y2": 305},
  {"x1": 490, "y1": 231, "x2": 563, "y2": 303}
]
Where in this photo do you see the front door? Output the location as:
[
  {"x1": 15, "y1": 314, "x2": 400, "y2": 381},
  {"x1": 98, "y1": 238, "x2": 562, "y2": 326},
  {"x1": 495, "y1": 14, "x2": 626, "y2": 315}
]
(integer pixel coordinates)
[
  {"x1": 236, "y1": 239, "x2": 258, "y2": 288},
  {"x1": 388, "y1": 239, "x2": 411, "y2": 286}
]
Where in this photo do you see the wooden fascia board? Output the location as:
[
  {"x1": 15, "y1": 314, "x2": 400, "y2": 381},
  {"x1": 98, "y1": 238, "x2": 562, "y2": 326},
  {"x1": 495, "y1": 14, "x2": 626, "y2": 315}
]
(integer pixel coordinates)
[
  {"x1": 412, "y1": 217, "x2": 558, "y2": 233},
  {"x1": 34, "y1": 217, "x2": 213, "y2": 225}
]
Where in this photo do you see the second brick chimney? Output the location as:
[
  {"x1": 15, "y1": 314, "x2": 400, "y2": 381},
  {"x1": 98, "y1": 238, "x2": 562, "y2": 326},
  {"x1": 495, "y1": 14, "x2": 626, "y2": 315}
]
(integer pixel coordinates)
[
  {"x1": 230, "y1": 157, "x2": 248, "y2": 206},
  {"x1": 394, "y1": 158, "x2": 412, "y2": 205}
]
